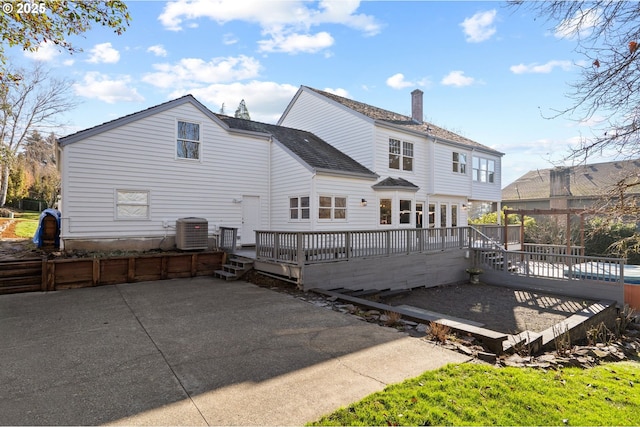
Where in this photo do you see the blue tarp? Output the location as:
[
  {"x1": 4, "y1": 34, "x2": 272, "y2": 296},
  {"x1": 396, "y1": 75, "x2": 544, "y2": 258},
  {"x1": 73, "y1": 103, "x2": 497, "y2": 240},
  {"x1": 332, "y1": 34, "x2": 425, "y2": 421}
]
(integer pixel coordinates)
[{"x1": 33, "y1": 208, "x2": 61, "y2": 248}]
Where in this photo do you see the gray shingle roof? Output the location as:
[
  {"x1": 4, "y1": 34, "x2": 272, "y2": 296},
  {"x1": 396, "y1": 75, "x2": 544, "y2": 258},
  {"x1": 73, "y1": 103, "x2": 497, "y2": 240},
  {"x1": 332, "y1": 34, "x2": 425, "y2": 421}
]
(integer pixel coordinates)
[
  {"x1": 303, "y1": 86, "x2": 502, "y2": 155},
  {"x1": 58, "y1": 94, "x2": 377, "y2": 179},
  {"x1": 216, "y1": 115, "x2": 377, "y2": 178},
  {"x1": 502, "y1": 159, "x2": 640, "y2": 200},
  {"x1": 372, "y1": 177, "x2": 419, "y2": 191}
]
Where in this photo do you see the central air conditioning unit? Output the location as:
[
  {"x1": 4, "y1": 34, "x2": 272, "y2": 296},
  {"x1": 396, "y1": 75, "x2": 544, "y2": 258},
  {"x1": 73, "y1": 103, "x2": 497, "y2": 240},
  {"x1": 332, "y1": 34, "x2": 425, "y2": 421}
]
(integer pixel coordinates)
[{"x1": 176, "y1": 217, "x2": 208, "y2": 250}]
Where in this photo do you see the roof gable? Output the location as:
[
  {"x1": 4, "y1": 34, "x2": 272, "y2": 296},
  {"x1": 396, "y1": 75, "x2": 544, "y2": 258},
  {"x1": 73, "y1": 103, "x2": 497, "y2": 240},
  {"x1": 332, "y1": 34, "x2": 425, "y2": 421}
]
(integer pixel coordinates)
[
  {"x1": 300, "y1": 86, "x2": 502, "y2": 155},
  {"x1": 502, "y1": 159, "x2": 640, "y2": 200},
  {"x1": 372, "y1": 177, "x2": 419, "y2": 191},
  {"x1": 58, "y1": 95, "x2": 226, "y2": 146}
]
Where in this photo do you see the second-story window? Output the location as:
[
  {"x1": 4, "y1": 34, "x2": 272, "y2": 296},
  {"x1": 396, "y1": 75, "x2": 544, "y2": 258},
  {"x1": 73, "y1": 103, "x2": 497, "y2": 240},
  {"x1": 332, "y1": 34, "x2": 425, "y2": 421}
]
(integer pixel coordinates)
[
  {"x1": 389, "y1": 138, "x2": 413, "y2": 171},
  {"x1": 473, "y1": 157, "x2": 495, "y2": 183},
  {"x1": 389, "y1": 139, "x2": 401, "y2": 169},
  {"x1": 452, "y1": 152, "x2": 466, "y2": 174},
  {"x1": 177, "y1": 121, "x2": 200, "y2": 160},
  {"x1": 403, "y1": 141, "x2": 413, "y2": 171}
]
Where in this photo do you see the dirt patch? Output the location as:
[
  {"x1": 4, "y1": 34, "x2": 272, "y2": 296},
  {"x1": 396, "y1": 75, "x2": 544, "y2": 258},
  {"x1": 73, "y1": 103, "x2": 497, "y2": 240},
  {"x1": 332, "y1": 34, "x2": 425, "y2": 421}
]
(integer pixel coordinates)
[
  {"x1": 0, "y1": 219, "x2": 20, "y2": 239},
  {"x1": 380, "y1": 283, "x2": 594, "y2": 334},
  {"x1": 0, "y1": 238, "x2": 42, "y2": 260}
]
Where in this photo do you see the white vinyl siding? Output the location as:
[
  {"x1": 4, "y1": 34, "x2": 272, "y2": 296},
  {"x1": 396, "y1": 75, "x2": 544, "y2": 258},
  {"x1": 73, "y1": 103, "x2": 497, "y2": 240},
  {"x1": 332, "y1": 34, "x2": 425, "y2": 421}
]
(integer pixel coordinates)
[
  {"x1": 279, "y1": 90, "x2": 375, "y2": 169},
  {"x1": 432, "y1": 144, "x2": 469, "y2": 197},
  {"x1": 270, "y1": 142, "x2": 314, "y2": 230},
  {"x1": 60, "y1": 102, "x2": 270, "y2": 239},
  {"x1": 313, "y1": 174, "x2": 377, "y2": 231}
]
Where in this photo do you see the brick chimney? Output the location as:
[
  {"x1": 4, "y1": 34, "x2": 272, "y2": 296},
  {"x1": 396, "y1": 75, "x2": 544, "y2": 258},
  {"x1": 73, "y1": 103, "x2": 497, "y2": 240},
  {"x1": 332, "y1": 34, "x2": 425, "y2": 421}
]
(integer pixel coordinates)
[
  {"x1": 411, "y1": 89, "x2": 423, "y2": 124},
  {"x1": 549, "y1": 167, "x2": 571, "y2": 209}
]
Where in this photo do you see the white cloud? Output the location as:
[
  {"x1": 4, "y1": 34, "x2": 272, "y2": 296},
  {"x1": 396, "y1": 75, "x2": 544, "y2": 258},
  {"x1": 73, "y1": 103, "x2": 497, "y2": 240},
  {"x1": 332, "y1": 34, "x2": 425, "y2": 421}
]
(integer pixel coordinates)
[
  {"x1": 158, "y1": 0, "x2": 381, "y2": 54},
  {"x1": 23, "y1": 41, "x2": 62, "y2": 61},
  {"x1": 147, "y1": 44, "x2": 168, "y2": 57},
  {"x1": 554, "y1": 7, "x2": 599, "y2": 39},
  {"x1": 441, "y1": 71, "x2": 476, "y2": 87},
  {"x1": 385, "y1": 73, "x2": 430, "y2": 90},
  {"x1": 322, "y1": 87, "x2": 350, "y2": 98},
  {"x1": 160, "y1": 0, "x2": 380, "y2": 33},
  {"x1": 258, "y1": 31, "x2": 334, "y2": 54},
  {"x1": 168, "y1": 81, "x2": 299, "y2": 123},
  {"x1": 73, "y1": 72, "x2": 144, "y2": 103},
  {"x1": 510, "y1": 60, "x2": 574, "y2": 74},
  {"x1": 223, "y1": 33, "x2": 238, "y2": 45},
  {"x1": 386, "y1": 73, "x2": 414, "y2": 90},
  {"x1": 142, "y1": 55, "x2": 262, "y2": 89},
  {"x1": 460, "y1": 10, "x2": 497, "y2": 43},
  {"x1": 87, "y1": 42, "x2": 120, "y2": 64}
]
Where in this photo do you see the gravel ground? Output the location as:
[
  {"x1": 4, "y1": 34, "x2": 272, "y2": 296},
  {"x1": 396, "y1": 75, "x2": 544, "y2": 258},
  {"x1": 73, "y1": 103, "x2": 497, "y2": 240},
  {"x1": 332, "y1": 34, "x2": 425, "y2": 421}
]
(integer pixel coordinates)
[{"x1": 382, "y1": 283, "x2": 594, "y2": 334}]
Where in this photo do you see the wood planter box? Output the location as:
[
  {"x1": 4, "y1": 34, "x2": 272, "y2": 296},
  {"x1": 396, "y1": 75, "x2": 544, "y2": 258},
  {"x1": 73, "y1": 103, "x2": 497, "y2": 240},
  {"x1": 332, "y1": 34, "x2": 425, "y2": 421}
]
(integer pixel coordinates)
[{"x1": 1, "y1": 251, "x2": 224, "y2": 294}]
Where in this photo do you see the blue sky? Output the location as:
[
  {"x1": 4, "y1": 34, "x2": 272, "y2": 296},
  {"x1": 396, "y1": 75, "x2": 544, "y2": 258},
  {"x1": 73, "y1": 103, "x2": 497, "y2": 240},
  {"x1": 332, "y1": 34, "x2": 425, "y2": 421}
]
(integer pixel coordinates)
[{"x1": 7, "y1": 0, "x2": 612, "y2": 186}]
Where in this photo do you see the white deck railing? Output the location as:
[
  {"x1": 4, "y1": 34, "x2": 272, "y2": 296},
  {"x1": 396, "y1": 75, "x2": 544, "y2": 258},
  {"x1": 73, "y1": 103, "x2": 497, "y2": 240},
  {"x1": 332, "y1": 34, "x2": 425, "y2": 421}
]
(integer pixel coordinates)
[
  {"x1": 255, "y1": 227, "x2": 471, "y2": 265},
  {"x1": 254, "y1": 226, "x2": 627, "y2": 287},
  {"x1": 474, "y1": 247, "x2": 625, "y2": 285}
]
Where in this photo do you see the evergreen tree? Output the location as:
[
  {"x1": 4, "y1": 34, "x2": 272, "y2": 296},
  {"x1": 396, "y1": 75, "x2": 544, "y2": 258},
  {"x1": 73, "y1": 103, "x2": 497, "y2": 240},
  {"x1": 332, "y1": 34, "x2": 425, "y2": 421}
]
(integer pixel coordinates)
[{"x1": 234, "y1": 99, "x2": 251, "y2": 120}]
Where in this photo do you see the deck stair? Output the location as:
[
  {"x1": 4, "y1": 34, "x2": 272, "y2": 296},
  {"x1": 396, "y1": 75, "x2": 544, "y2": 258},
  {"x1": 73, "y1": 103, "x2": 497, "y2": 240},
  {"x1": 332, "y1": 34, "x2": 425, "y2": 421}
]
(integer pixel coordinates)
[{"x1": 214, "y1": 256, "x2": 254, "y2": 281}]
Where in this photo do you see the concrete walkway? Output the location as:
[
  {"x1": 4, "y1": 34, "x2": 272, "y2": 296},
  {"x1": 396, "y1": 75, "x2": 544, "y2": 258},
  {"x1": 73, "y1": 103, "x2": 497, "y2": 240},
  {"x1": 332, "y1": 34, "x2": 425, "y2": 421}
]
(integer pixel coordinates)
[{"x1": 0, "y1": 277, "x2": 470, "y2": 426}]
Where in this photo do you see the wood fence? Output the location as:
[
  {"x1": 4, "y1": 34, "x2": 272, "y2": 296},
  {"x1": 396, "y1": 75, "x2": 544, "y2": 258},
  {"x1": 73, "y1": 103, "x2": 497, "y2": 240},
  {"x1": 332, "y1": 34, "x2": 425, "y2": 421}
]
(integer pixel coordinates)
[{"x1": 0, "y1": 251, "x2": 224, "y2": 295}]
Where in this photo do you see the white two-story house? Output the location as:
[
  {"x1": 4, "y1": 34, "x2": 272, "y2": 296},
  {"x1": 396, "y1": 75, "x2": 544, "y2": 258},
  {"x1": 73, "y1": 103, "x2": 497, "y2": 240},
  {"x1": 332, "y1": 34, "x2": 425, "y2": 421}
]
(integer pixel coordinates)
[
  {"x1": 278, "y1": 86, "x2": 504, "y2": 231},
  {"x1": 56, "y1": 87, "x2": 502, "y2": 251}
]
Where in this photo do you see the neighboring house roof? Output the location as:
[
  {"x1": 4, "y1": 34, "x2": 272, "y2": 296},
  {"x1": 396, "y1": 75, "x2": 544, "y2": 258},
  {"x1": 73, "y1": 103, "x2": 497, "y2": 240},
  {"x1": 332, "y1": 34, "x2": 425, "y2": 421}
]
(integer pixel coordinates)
[
  {"x1": 215, "y1": 115, "x2": 377, "y2": 179},
  {"x1": 300, "y1": 86, "x2": 503, "y2": 155},
  {"x1": 372, "y1": 177, "x2": 419, "y2": 191},
  {"x1": 58, "y1": 94, "x2": 377, "y2": 179},
  {"x1": 502, "y1": 159, "x2": 640, "y2": 201}
]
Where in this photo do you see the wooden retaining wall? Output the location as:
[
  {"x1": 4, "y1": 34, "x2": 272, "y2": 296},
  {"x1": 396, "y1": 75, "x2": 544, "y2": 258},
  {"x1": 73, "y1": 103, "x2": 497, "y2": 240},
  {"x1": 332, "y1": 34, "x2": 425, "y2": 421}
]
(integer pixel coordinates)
[{"x1": 0, "y1": 252, "x2": 224, "y2": 294}]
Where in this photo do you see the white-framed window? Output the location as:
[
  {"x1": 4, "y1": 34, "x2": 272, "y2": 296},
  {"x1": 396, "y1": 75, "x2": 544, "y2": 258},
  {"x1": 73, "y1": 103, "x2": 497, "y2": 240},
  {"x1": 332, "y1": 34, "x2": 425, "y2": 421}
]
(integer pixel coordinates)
[
  {"x1": 289, "y1": 196, "x2": 310, "y2": 220},
  {"x1": 473, "y1": 156, "x2": 495, "y2": 183},
  {"x1": 402, "y1": 141, "x2": 414, "y2": 171},
  {"x1": 399, "y1": 199, "x2": 412, "y2": 224},
  {"x1": 452, "y1": 204, "x2": 458, "y2": 228},
  {"x1": 452, "y1": 152, "x2": 467, "y2": 174},
  {"x1": 116, "y1": 190, "x2": 149, "y2": 220},
  {"x1": 428, "y1": 203, "x2": 436, "y2": 228},
  {"x1": 389, "y1": 139, "x2": 401, "y2": 169},
  {"x1": 319, "y1": 196, "x2": 346, "y2": 220},
  {"x1": 389, "y1": 138, "x2": 414, "y2": 171},
  {"x1": 380, "y1": 198, "x2": 392, "y2": 225},
  {"x1": 177, "y1": 120, "x2": 200, "y2": 160},
  {"x1": 440, "y1": 203, "x2": 448, "y2": 228}
]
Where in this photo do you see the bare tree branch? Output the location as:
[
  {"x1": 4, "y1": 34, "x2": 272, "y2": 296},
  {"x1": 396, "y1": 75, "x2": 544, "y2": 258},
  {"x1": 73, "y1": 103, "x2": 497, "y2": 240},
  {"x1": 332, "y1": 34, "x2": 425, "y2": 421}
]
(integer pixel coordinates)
[{"x1": 0, "y1": 63, "x2": 76, "y2": 206}]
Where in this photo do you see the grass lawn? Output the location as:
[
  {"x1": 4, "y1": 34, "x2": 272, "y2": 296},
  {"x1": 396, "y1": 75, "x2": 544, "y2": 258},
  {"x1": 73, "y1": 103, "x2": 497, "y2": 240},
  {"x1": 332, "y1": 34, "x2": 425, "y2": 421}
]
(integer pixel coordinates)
[
  {"x1": 311, "y1": 362, "x2": 640, "y2": 426},
  {"x1": 2, "y1": 211, "x2": 40, "y2": 239}
]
